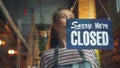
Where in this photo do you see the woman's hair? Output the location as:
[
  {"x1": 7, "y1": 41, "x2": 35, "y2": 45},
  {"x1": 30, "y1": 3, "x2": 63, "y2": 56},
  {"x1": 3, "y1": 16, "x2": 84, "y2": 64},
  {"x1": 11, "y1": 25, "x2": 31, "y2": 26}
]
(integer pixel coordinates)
[{"x1": 46, "y1": 9, "x2": 72, "y2": 50}]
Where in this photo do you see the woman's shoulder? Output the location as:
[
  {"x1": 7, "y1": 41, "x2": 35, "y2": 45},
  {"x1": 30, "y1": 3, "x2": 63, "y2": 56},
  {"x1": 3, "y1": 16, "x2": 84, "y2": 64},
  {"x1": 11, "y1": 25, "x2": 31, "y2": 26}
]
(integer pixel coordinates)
[
  {"x1": 42, "y1": 48, "x2": 73, "y2": 56},
  {"x1": 42, "y1": 48, "x2": 95, "y2": 56},
  {"x1": 42, "y1": 48, "x2": 54, "y2": 56},
  {"x1": 41, "y1": 48, "x2": 98, "y2": 67}
]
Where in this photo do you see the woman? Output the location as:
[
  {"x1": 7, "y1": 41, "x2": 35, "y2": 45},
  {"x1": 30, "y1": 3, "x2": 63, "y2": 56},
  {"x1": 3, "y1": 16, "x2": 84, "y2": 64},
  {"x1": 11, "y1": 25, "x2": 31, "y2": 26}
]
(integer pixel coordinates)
[{"x1": 40, "y1": 9, "x2": 99, "y2": 68}]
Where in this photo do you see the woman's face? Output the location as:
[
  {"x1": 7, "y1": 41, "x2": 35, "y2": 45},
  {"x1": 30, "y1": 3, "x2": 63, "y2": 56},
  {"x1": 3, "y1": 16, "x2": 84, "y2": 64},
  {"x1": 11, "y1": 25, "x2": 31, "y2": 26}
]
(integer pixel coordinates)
[
  {"x1": 57, "y1": 10, "x2": 74, "y2": 27},
  {"x1": 53, "y1": 9, "x2": 74, "y2": 47},
  {"x1": 54, "y1": 9, "x2": 74, "y2": 33}
]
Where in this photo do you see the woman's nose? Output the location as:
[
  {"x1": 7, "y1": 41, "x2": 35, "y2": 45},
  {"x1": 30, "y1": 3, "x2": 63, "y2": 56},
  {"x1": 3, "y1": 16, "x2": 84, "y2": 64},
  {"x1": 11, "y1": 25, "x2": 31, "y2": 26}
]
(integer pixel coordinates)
[{"x1": 66, "y1": 17, "x2": 71, "y2": 19}]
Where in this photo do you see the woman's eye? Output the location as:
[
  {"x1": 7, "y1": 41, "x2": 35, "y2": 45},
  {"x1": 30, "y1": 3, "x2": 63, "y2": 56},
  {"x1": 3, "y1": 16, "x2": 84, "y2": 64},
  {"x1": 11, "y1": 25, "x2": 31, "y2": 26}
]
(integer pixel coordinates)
[
  {"x1": 59, "y1": 15, "x2": 67, "y2": 18},
  {"x1": 59, "y1": 15, "x2": 74, "y2": 19}
]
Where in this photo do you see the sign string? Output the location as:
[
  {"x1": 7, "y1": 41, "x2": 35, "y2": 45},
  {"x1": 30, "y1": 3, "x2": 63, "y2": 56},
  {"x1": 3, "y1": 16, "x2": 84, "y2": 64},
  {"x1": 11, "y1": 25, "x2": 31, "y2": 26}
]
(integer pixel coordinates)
[
  {"x1": 70, "y1": 0, "x2": 111, "y2": 19},
  {"x1": 98, "y1": 0, "x2": 111, "y2": 19},
  {"x1": 70, "y1": 0, "x2": 78, "y2": 12}
]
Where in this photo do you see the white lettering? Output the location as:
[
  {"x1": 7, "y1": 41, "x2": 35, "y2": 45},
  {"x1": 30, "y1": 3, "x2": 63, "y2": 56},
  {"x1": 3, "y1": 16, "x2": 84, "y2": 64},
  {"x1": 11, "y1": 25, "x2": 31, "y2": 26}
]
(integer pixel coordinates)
[
  {"x1": 71, "y1": 31, "x2": 77, "y2": 46},
  {"x1": 83, "y1": 31, "x2": 89, "y2": 46},
  {"x1": 90, "y1": 31, "x2": 96, "y2": 46},
  {"x1": 70, "y1": 31, "x2": 109, "y2": 46}
]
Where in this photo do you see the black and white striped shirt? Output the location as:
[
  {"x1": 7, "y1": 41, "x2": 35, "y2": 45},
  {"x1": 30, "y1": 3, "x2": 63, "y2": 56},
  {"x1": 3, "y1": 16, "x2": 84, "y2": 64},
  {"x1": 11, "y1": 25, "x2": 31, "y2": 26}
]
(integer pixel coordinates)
[{"x1": 40, "y1": 48, "x2": 99, "y2": 68}]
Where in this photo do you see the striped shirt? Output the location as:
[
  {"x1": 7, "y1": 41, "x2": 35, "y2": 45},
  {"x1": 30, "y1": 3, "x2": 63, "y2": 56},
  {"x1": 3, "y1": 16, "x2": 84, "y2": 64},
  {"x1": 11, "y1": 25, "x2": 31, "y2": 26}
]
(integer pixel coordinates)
[{"x1": 40, "y1": 48, "x2": 99, "y2": 68}]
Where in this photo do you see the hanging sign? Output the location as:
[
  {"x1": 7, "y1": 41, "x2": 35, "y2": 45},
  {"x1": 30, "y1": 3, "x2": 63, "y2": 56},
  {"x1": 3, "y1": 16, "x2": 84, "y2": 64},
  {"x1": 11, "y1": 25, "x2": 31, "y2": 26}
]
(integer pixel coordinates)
[{"x1": 66, "y1": 19, "x2": 114, "y2": 49}]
